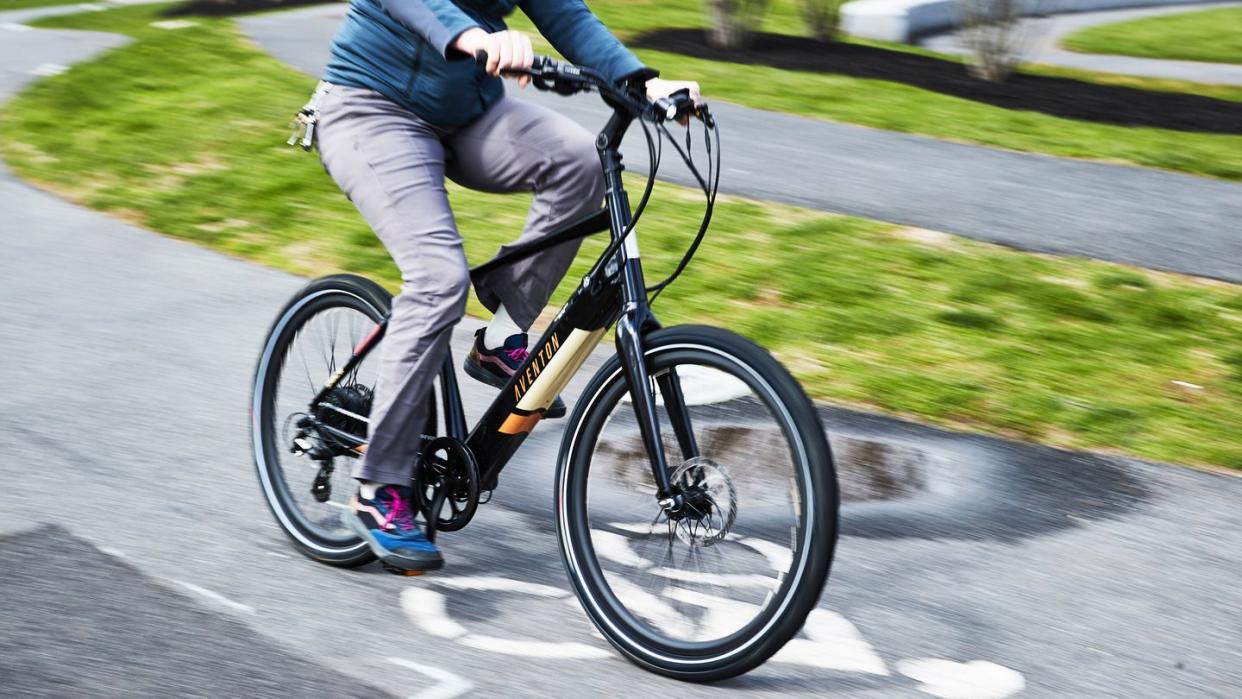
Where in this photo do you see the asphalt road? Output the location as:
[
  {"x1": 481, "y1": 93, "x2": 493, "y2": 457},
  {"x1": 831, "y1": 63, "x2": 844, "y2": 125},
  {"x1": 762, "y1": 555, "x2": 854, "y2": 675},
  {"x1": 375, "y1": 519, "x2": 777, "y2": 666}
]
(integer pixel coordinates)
[
  {"x1": 922, "y1": 2, "x2": 1242, "y2": 86},
  {"x1": 3, "y1": 5, "x2": 1242, "y2": 698},
  {"x1": 239, "y1": 4, "x2": 1242, "y2": 284}
]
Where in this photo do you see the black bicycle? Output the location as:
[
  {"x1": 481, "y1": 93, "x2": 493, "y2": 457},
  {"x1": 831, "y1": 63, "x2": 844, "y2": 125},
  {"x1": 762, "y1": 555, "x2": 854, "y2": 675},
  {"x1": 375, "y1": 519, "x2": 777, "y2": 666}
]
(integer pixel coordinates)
[{"x1": 253, "y1": 56, "x2": 838, "y2": 681}]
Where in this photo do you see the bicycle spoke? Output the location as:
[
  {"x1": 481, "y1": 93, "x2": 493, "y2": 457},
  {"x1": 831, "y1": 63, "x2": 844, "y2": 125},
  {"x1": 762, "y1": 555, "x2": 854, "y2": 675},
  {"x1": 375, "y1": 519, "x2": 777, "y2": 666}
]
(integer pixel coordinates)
[
  {"x1": 269, "y1": 302, "x2": 384, "y2": 539},
  {"x1": 293, "y1": 328, "x2": 317, "y2": 396}
]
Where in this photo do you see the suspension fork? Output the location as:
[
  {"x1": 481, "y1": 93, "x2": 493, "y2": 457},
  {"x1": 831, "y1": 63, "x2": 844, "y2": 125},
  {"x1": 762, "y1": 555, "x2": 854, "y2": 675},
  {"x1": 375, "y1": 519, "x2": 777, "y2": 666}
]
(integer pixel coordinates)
[
  {"x1": 615, "y1": 308, "x2": 674, "y2": 503},
  {"x1": 599, "y1": 119, "x2": 698, "y2": 505},
  {"x1": 657, "y1": 369, "x2": 699, "y2": 462},
  {"x1": 616, "y1": 312, "x2": 701, "y2": 500}
]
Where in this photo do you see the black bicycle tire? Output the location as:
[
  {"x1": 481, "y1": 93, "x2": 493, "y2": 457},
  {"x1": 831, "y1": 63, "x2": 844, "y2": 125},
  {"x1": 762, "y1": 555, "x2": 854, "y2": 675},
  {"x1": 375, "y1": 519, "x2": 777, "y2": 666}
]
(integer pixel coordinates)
[
  {"x1": 555, "y1": 325, "x2": 839, "y2": 681},
  {"x1": 252, "y1": 274, "x2": 393, "y2": 567}
]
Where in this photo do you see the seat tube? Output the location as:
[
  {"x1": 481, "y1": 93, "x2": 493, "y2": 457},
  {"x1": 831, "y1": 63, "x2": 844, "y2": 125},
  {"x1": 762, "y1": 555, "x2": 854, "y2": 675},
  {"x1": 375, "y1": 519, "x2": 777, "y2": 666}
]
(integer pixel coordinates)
[{"x1": 598, "y1": 124, "x2": 676, "y2": 501}]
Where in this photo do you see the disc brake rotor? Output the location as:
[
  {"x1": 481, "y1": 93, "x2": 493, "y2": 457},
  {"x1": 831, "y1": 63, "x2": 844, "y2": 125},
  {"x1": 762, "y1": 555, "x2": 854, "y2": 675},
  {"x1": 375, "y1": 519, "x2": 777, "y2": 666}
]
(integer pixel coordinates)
[{"x1": 669, "y1": 456, "x2": 737, "y2": 547}]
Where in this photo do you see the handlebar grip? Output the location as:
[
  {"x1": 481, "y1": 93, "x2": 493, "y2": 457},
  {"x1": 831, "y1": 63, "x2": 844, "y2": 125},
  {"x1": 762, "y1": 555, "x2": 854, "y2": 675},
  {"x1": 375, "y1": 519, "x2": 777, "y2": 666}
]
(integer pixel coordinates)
[
  {"x1": 473, "y1": 50, "x2": 551, "y2": 77},
  {"x1": 471, "y1": 50, "x2": 710, "y2": 123}
]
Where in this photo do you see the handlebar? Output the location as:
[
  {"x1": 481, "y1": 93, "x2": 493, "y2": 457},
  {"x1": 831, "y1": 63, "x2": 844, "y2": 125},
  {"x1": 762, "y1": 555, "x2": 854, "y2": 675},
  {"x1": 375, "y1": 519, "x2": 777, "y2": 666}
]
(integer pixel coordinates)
[
  {"x1": 473, "y1": 51, "x2": 711, "y2": 126},
  {"x1": 473, "y1": 50, "x2": 721, "y2": 304}
]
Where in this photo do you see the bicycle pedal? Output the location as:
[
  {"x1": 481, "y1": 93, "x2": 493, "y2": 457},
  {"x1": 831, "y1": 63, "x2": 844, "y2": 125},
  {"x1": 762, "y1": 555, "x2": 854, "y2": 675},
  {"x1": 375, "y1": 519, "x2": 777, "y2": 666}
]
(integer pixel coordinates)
[{"x1": 381, "y1": 562, "x2": 426, "y2": 577}]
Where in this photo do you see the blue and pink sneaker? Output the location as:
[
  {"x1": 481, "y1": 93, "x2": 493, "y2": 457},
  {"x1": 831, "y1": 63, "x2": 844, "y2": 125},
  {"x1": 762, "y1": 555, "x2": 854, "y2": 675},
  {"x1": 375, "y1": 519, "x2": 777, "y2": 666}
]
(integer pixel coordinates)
[
  {"x1": 463, "y1": 328, "x2": 567, "y2": 418},
  {"x1": 344, "y1": 485, "x2": 443, "y2": 572}
]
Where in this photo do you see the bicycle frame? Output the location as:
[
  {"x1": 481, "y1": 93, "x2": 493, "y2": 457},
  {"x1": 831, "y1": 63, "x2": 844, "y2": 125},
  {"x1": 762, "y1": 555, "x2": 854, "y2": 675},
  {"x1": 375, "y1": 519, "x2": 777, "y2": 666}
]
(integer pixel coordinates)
[{"x1": 315, "y1": 105, "x2": 698, "y2": 504}]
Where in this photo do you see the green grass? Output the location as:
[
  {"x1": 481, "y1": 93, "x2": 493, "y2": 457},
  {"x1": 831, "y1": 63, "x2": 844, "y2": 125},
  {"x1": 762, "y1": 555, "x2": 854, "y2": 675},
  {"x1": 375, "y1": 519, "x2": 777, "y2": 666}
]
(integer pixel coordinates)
[
  {"x1": 0, "y1": 0, "x2": 92, "y2": 10},
  {"x1": 499, "y1": 0, "x2": 1242, "y2": 181},
  {"x1": 2, "y1": 3, "x2": 1241, "y2": 468},
  {"x1": 1063, "y1": 7, "x2": 1242, "y2": 66}
]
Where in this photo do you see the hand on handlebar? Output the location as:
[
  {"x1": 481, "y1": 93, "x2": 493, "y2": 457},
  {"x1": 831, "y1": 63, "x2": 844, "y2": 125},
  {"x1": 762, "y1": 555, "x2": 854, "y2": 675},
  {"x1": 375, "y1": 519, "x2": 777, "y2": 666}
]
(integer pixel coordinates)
[
  {"x1": 463, "y1": 48, "x2": 710, "y2": 125},
  {"x1": 454, "y1": 29, "x2": 534, "y2": 88},
  {"x1": 645, "y1": 78, "x2": 704, "y2": 126}
]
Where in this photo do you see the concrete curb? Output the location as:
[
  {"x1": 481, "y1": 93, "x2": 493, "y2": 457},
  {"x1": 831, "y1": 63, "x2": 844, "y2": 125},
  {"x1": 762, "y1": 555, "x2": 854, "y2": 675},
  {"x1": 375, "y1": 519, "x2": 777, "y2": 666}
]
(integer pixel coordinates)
[
  {"x1": 920, "y1": 1, "x2": 1242, "y2": 85},
  {"x1": 842, "y1": 0, "x2": 1215, "y2": 43}
]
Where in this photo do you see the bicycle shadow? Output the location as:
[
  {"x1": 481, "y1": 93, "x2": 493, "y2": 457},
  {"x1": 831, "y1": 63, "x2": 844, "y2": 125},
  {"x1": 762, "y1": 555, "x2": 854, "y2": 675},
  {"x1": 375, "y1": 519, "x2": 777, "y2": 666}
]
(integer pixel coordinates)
[{"x1": 821, "y1": 406, "x2": 1153, "y2": 542}]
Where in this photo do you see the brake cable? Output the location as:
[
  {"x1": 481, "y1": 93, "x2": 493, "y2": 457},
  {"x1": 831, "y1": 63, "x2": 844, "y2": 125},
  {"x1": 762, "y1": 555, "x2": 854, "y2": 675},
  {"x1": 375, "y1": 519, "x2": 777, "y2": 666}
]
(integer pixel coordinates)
[
  {"x1": 646, "y1": 113, "x2": 721, "y2": 302},
  {"x1": 572, "y1": 80, "x2": 664, "y2": 276},
  {"x1": 519, "y1": 60, "x2": 714, "y2": 301}
]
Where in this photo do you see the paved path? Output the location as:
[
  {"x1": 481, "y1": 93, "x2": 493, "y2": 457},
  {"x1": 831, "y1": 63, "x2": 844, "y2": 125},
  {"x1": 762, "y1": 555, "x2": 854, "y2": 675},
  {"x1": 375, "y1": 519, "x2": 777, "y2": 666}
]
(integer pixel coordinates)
[
  {"x1": 241, "y1": 4, "x2": 1242, "y2": 284},
  {"x1": 922, "y1": 2, "x2": 1242, "y2": 86},
  {"x1": 4, "y1": 6, "x2": 1242, "y2": 697}
]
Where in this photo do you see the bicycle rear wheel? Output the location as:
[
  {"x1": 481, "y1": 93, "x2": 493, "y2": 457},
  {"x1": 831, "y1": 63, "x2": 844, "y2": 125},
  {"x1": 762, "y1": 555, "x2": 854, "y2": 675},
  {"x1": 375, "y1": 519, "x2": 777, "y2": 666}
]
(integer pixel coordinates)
[
  {"x1": 253, "y1": 274, "x2": 429, "y2": 566},
  {"x1": 556, "y1": 325, "x2": 838, "y2": 681}
]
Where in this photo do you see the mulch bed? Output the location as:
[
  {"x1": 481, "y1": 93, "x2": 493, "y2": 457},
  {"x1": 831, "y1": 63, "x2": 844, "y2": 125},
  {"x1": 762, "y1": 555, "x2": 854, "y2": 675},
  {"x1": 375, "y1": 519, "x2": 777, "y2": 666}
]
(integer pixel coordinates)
[
  {"x1": 632, "y1": 29, "x2": 1242, "y2": 135},
  {"x1": 163, "y1": 0, "x2": 335, "y2": 17}
]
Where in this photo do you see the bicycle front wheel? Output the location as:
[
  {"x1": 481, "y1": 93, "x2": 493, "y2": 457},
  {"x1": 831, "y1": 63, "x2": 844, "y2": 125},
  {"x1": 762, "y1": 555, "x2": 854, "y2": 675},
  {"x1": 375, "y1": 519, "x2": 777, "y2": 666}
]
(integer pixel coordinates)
[{"x1": 556, "y1": 325, "x2": 838, "y2": 681}]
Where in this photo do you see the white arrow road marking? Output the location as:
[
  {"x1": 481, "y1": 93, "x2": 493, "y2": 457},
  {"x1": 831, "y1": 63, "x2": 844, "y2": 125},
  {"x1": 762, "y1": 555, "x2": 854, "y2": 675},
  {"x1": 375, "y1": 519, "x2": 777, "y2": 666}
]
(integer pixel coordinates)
[
  {"x1": 663, "y1": 587, "x2": 758, "y2": 641},
  {"x1": 735, "y1": 535, "x2": 793, "y2": 573},
  {"x1": 661, "y1": 588, "x2": 889, "y2": 674},
  {"x1": 897, "y1": 659, "x2": 1026, "y2": 699},
  {"x1": 402, "y1": 576, "x2": 609, "y2": 659},
  {"x1": 172, "y1": 580, "x2": 255, "y2": 615},
  {"x1": 609, "y1": 521, "x2": 657, "y2": 536},
  {"x1": 604, "y1": 577, "x2": 692, "y2": 636},
  {"x1": 590, "y1": 530, "x2": 652, "y2": 569},
  {"x1": 399, "y1": 570, "x2": 1010, "y2": 690},
  {"x1": 773, "y1": 609, "x2": 889, "y2": 675},
  {"x1": 651, "y1": 567, "x2": 778, "y2": 589},
  {"x1": 388, "y1": 657, "x2": 473, "y2": 699},
  {"x1": 598, "y1": 530, "x2": 787, "y2": 586},
  {"x1": 401, "y1": 588, "x2": 467, "y2": 639}
]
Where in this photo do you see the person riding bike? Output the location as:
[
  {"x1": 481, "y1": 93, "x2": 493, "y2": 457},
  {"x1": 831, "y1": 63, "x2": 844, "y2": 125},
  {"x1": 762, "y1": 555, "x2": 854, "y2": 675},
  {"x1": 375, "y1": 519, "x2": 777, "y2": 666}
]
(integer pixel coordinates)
[{"x1": 307, "y1": 0, "x2": 701, "y2": 572}]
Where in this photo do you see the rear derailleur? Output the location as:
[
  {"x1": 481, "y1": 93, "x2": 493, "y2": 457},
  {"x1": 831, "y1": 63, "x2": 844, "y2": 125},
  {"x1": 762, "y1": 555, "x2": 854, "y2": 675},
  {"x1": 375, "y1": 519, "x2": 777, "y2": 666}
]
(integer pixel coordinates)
[
  {"x1": 289, "y1": 416, "x2": 338, "y2": 503},
  {"x1": 288, "y1": 384, "x2": 374, "y2": 502}
]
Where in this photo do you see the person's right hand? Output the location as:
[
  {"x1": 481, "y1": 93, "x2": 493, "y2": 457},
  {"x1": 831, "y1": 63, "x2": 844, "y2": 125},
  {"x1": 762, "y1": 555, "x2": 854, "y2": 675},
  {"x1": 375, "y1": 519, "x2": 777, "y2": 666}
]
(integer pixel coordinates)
[{"x1": 454, "y1": 29, "x2": 534, "y2": 88}]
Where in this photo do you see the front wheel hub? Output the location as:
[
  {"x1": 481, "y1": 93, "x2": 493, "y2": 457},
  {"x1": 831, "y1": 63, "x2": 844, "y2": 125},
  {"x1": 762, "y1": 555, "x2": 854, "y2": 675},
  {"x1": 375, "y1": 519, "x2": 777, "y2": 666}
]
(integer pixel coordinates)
[{"x1": 668, "y1": 457, "x2": 737, "y2": 547}]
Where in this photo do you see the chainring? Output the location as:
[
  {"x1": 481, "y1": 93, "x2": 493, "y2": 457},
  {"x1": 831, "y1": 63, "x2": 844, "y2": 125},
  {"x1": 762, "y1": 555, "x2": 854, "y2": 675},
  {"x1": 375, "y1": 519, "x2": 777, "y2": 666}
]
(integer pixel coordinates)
[{"x1": 413, "y1": 436, "x2": 480, "y2": 533}]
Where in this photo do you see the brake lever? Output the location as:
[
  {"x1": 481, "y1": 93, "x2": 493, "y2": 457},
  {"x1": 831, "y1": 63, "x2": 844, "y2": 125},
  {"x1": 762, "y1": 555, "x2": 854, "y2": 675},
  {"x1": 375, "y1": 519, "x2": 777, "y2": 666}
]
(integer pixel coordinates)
[
  {"x1": 698, "y1": 104, "x2": 715, "y2": 128},
  {"x1": 651, "y1": 88, "x2": 689, "y2": 122},
  {"x1": 651, "y1": 89, "x2": 712, "y2": 126}
]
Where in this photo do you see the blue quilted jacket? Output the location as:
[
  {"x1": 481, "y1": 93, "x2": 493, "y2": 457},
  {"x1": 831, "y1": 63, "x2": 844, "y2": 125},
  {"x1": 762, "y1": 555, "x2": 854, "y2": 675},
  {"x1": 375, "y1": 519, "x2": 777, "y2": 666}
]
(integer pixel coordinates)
[{"x1": 323, "y1": 0, "x2": 654, "y2": 127}]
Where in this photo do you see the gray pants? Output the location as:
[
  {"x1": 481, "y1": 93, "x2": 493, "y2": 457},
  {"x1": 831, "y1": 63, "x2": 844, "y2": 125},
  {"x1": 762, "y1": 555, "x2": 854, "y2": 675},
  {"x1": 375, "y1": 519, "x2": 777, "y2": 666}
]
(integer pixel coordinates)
[{"x1": 316, "y1": 84, "x2": 605, "y2": 484}]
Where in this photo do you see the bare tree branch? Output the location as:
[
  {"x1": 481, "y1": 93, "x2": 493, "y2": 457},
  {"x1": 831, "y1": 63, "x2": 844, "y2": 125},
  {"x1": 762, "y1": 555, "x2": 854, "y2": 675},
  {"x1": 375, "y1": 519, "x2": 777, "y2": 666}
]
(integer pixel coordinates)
[
  {"x1": 956, "y1": 0, "x2": 1042, "y2": 82},
  {"x1": 705, "y1": 0, "x2": 770, "y2": 48}
]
